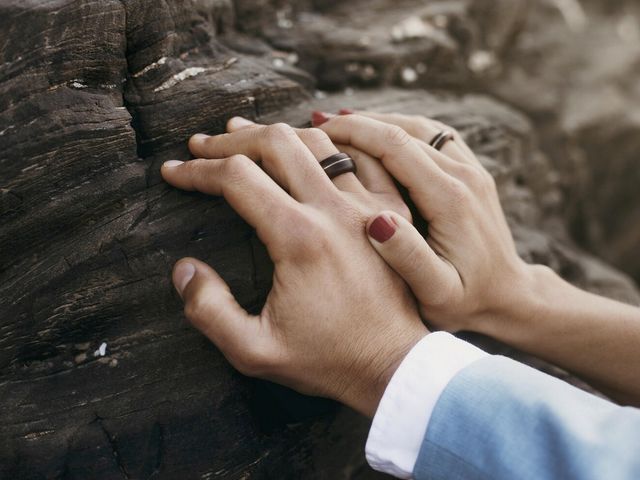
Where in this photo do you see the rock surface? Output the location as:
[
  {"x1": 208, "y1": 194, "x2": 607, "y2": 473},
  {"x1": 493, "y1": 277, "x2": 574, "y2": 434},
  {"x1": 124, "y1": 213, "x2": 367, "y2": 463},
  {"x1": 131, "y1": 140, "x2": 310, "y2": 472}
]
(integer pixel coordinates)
[
  {"x1": 487, "y1": 1, "x2": 640, "y2": 284},
  {"x1": 0, "y1": 0, "x2": 638, "y2": 478}
]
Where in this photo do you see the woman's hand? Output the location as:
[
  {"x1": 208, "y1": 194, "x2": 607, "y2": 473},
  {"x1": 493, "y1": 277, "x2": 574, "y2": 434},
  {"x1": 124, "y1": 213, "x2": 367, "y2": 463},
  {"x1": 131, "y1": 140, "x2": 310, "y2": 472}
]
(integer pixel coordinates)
[
  {"x1": 161, "y1": 121, "x2": 428, "y2": 417},
  {"x1": 315, "y1": 110, "x2": 534, "y2": 334},
  {"x1": 316, "y1": 110, "x2": 640, "y2": 406}
]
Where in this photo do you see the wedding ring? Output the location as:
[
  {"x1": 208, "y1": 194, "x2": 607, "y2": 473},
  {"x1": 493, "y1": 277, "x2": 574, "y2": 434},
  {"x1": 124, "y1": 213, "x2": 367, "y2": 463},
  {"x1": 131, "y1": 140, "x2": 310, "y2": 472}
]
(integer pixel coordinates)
[
  {"x1": 429, "y1": 131, "x2": 455, "y2": 151},
  {"x1": 320, "y1": 153, "x2": 357, "y2": 179}
]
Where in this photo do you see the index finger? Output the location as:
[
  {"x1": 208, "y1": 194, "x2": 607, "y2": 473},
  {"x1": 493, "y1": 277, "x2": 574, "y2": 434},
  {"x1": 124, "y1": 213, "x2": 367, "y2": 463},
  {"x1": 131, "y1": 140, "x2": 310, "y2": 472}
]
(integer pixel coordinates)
[
  {"x1": 188, "y1": 124, "x2": 336, "y2": 203},
  {"x1": 344, "y1": 110, "x2": 480, "y2": 166},
  {"x1": 161, "y1": 155, "x2": 299, "y2": 247}
]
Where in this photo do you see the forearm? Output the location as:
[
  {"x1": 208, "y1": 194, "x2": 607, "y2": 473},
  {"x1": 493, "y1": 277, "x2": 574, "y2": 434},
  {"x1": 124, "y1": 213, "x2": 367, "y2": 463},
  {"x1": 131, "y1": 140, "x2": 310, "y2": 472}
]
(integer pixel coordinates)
[{"x1": 484, "y1": 265, "x2": 640, "y2": 406}]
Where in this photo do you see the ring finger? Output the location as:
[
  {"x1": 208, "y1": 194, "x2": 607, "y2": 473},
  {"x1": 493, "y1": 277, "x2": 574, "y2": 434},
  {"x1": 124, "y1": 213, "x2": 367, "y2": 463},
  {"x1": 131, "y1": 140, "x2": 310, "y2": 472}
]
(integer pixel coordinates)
[
  {"x1": 226, "y1": 117, "x2": 365, "y2": 193},
  {"x1": 296, "y1": 129, "x2": 365, "y2": 193}
]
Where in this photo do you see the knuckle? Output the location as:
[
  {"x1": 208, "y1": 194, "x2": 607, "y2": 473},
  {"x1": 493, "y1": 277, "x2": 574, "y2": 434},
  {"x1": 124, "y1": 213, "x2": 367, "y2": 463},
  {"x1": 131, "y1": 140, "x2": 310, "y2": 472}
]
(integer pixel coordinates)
[
  {"x1": 459, "y1": 164, "x2": 495, "y2": 192},
  {"x1": 480, "y1": 168, "x2": 497, "y2": 190},
  {"x1": 187, "y1": 158, "x2": 205, "y2": 176},
  {"x1": 397, "y1": 238, "x2": 426, "y2": 279},
  {"x1": 434, "y1": 119, "x2": 454, "y2": 132},
  {"x1": 445, "y1": 178, "x2": 472, "y2": 207},
  {"x1": 305, "y1": 127, "x2": 331, "y2": 143},
  {"x1": 222, "y1": 154, "x2": 253, "y2": 181},
  {"x1": 384, "y1": 125, "x2": 411, "y2": 147},
  {"x1": 188, "y1": 159, "x2": 214, "y2": 189},
  {"x1": 413, "y1": 115, "x2": 432, "y2": 131},
  {"x1": 415, "y1": 115, "x2": 436, "y2": 135},
  {"x1": 457, "y1": 164, "x2": 481, "y2": 184},
  {"x1": 394, "y1": 115, "x2": 432, "y2": 142},
  {"x1": 264, "y1": 122, "x2": 296, "y2": 143},
  {"x1": 283, "y1": 208, "x2": 330, "y2": 259},
  {"x1": 302, "y1": 127, "x2": 333, "y2": 150},
  {"x1": 301, "y1": 225, "x2": 331, "y2": 257}
]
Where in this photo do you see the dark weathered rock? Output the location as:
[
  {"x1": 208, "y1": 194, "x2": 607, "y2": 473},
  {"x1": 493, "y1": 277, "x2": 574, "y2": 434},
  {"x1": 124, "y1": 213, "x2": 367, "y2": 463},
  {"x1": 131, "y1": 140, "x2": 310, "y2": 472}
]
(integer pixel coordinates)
[
  {"x1": 1, "y1": 1, "x2": 638, "y2": 479},
  {"x1": 253, "y1": 0, "x2": 529, "y2": 90},
  {"x1": 480, "y1": 1, "x2": 640, "y2": 283}
]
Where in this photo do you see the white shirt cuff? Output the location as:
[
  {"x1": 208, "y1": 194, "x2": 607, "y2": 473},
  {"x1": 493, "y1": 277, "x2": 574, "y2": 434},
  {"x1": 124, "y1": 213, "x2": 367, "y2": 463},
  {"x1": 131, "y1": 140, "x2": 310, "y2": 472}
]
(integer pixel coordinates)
[{"x1": 365, "y1": 331, "x2": 488, "y2": 478}]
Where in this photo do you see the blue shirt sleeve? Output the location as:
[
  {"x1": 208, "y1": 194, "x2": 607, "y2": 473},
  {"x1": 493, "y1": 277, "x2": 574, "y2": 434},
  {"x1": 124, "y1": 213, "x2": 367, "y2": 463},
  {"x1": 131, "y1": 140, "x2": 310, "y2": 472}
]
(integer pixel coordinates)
[{"x1": 413, "y1": 355, "x2": 640, "y2": 480}]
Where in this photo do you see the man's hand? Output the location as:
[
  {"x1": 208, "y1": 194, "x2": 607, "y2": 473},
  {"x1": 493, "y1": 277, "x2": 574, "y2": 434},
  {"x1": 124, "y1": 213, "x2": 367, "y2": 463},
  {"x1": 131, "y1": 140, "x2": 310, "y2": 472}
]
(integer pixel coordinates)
[
  {"x1": 315, "y1": 111, "x2": 534, "y2": 334},
  {"x1": 161, "y1": 121, "x2": 428, "y2": 417}
]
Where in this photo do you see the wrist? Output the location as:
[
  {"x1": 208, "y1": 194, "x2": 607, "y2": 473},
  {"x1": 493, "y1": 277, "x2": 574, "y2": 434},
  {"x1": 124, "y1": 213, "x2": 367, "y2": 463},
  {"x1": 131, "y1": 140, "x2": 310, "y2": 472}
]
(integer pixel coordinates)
[
  {"x1": 480, "y1": 262, "x2": 562, "y2": 344},
  {"x1": 341, "y1": 322, "x2": 429, "y2": 418}
]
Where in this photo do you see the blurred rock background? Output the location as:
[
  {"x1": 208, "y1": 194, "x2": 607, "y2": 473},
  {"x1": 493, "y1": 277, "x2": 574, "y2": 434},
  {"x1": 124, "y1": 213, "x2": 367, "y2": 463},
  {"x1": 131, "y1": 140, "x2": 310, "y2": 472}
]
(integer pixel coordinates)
[{"x1": 0, "y1": 0, "x2": 638, "y2": 478}]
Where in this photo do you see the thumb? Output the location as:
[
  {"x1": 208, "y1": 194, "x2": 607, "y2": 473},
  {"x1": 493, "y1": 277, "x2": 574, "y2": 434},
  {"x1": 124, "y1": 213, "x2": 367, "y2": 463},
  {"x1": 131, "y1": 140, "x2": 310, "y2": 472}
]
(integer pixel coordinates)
[
  {"x1": 366, "y1": 211, "x2": 458, "y2": 306},
  {"x1": 173, "y1": 258, "x2": 272, "y2": 373}
]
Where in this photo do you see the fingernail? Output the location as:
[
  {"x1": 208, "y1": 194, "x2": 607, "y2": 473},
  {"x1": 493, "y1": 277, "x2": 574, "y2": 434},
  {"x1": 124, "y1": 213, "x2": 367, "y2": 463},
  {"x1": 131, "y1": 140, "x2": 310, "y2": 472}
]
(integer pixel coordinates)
[
  {"x1": 311, "y1": 111, "x2": 333, "y2": 127},
  {"x1": 368, "y1": 215, "x2": 397, "y2": 243},
  {"x1": 191, "y1": 133, "x2": 209, "y2": 142},
  {"x1": 163, "y1": 160, "x2": 184, "y2": 168},
  {"x1": 339, "y1": 108, "x2": 354, "y2": 115},
  {"x1": 173, "y1": 262, "x2": 195, "y2": 297},
  {"x1": 228, "y1": 116, "x2": 254, "y2": 128}
]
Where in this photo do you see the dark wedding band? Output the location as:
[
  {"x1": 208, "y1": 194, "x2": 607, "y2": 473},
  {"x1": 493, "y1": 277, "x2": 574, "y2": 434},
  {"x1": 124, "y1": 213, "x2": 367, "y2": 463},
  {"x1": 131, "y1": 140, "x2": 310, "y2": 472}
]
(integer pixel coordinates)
[
  {"x1": 429, "y1": 131, "x2": 455, "y2": 151},
  {"x1": 320, "y1": 153, "x2": 357, "y2": 180}
]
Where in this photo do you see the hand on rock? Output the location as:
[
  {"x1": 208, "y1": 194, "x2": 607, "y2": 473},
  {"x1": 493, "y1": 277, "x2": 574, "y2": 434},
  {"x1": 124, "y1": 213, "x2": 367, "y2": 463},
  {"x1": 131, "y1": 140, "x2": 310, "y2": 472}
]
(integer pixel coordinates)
[{"x1": 161, "y1": 120, "x2": 428, "y2": 417}]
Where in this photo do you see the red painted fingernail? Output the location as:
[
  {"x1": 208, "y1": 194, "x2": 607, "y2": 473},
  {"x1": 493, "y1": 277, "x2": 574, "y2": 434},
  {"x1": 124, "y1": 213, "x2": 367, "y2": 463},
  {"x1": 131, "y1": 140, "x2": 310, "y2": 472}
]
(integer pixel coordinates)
[
  {"x1": 339, "y1": 108, "x2": 354, "y2": 115},
  {"x1": 311, "y1": 111, "x2": 332, "y2": 126},
  {"x1": 368, "y1": 215, "x2": 397, "y2": 243}
]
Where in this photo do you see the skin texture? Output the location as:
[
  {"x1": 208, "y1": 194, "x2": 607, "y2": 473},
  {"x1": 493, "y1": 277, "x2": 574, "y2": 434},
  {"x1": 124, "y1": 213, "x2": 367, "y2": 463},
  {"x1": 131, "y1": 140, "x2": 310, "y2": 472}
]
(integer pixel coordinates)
[
  {"x1": 161, "y1": 122, "x2": 427, "y2": 418},
  {"x1": 317, "y1": 110, "x2": 640, "y2": 407}
]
